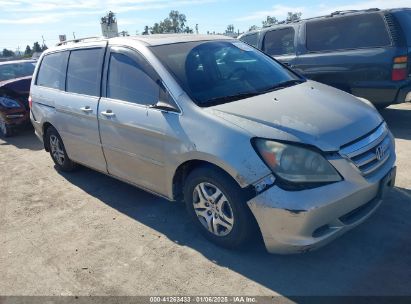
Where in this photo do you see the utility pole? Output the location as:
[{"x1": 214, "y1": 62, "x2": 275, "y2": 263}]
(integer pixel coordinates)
[
  {"x1": 73, "y1": 32, "x2": 76, "y2": 39},
  {"x1": 41, "y1": 35, "x2": 46, "y2": 48},
  {"x1": 16, "y1": 46, "x2": 20, "y2": 57}
]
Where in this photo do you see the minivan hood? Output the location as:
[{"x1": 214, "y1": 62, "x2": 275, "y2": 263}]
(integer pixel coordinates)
[{"x1": 208, "y1": 81, "x2": 383, "y2": 151}]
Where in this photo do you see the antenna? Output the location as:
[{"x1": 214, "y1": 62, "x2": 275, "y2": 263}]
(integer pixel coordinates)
[{"x1": 41, "y1": 35, "x2": 46, "y2": 48}]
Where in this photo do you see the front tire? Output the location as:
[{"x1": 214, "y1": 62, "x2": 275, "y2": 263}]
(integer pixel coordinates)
[
  {"x1": 184, "y1": 166, "x2": 255, "y2": 249},
  {"x1": 46, "y1": 126, "x2": 76, "y2": 172},
  {"x1": 0, "y1": 116, "x2": 13, "y2": 137}
]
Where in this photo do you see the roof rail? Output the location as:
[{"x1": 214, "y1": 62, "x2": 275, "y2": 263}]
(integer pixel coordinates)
[
  {"x1": 56, "y1": 36, "x2": 105, "y2": 46},
  {"x1": 330, "y1": 8, "x2": 380, "y2": 16}
]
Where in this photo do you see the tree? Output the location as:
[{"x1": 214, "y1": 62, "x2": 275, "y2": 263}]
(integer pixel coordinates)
[
  {"x1": 2, "y1": 48, "x2": 14, "y2": 57},
  {"x1": 32, "y1": 42, "x2": 42, "y2": 53},
  {"x1": 248, "y1": 25, "x2": 258, "y2": 31},
  {"x1": 149, "y1": 10, "x2": 193, "y2": 34},
  {"x1": 226, "y1": 24, "x2": 234, "y2": 34},
  {"x1": 262, "y1": 16, "x2": 278, "y2": 27},
  {"x1": 41, "y1": 44, "x2": 48, "y2": 51},
  {"x1": 24, "y1": 45, "x2": 32, "y2": 56},
  {"x1": 286, "y1": 12, "x2": 302, "y2": 22},
  {"x1": 142, "y1": 26, "x2": 149, "y2": 35},
  {"x1": 168, "y1": 10, "x2": 186, "y2": 33}
]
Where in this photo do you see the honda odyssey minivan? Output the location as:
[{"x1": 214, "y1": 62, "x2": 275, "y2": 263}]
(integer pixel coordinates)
[{"x1": 30, "y1": 35, "x2": 396, "y2": 254}]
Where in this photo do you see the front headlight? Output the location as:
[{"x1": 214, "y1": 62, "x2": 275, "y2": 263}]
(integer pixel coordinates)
[
  {"x1": 253, "y1": 139, "x2": 342, "y2": 184},
  {"x1": 0, "y1": 97, "x2": 21, "y2": 109}
]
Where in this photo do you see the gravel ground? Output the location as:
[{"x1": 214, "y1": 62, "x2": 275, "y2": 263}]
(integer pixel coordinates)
[{"x1": 1, "y1": 103, "x2": 410, "y2": 297}]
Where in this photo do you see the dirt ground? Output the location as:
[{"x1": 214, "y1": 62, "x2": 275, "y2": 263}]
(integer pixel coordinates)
[{"x1": 1, "y1": 103, "x2": 410, "y2": 297}]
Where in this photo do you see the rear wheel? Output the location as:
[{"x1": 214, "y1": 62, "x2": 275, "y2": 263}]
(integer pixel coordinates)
[
  {"x1": 46, "y1": 127, "x2": 76, "y2": 171},
  {"x1": 184, "y1": 166, "x2": 256, "y2": 249}
]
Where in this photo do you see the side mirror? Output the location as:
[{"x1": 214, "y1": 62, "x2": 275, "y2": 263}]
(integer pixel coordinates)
[{"x1": 149, "y1": 79, "x2": 179, "y2": 113}]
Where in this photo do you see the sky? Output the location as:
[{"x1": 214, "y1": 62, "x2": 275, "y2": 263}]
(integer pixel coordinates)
[{"x1": 0, "y1": 0, "x2": 410, "y2": 51}]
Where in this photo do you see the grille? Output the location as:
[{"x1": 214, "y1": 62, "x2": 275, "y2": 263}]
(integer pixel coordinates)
[{"x1": 340, "y1": 123, "x2": 392, "y2": 176}]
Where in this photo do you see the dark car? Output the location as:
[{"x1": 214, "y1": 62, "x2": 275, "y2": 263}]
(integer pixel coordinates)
[
  {"x1": 239, "y1": 8, "x2": 411, "y2": 108},
  {"x1": 0, "y1": 60, "x2": 36, "y2": 136}
]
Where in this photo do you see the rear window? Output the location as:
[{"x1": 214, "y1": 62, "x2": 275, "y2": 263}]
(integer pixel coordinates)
[
  {"x1": 395, "y1": 10, "x2": 411, "y2": 46},
  {"x1": 306, "y1": 13, "x2": 391, "y2": 52},
  {"x1": 36, "y1": 52, "x2": 68, "y2": 90},
  {"x1": 263, "y1": 28, "x2": 295, "y2": 56},
  {"x1": 240, "y1": 34, "x2": 258, "y2": 48},
  {"x1": 66, "y1": 48, "x2": 103, "y2": 96}
]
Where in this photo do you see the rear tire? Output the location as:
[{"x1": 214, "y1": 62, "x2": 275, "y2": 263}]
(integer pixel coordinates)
[
  {"x1": 46, "y1": 126, "x2": 76, "y2": 172},
  {"x1": 183, "y1": 166, "x2": 256, "y2": 249}
]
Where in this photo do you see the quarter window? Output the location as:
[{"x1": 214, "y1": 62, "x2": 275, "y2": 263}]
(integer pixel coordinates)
[
  {"x1": 240, "y1": 34, "x2": 258, "y2": 48},
  {"x1": 66, "y1": 48, "x2": 103, "y2": 96},
  {"x1": 36, "y1": 52, "x2": 68, "y2": 90},
  {"x1": 263, "y1": 28, "x2": 295, "y2": 56},
  {"x1": 107, "y1": 52, "x2": 158, "y2": 105},
  {"x1": 306, "y1": 13, "x2": 391, "y2": 52}
]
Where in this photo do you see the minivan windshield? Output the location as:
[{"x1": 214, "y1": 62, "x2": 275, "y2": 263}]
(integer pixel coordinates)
[{"x1": 150, "y1": 40, "x2": 302, "y2": 107}]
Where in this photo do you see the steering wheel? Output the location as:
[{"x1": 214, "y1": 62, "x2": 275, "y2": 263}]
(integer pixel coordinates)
[{"x1": 227, "y1": 68, "x2": 247, "y2": 80}]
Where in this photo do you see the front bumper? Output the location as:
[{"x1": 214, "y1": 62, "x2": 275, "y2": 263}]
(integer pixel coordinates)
[
  {"x1": 1, "y1": 109, "x2": 29, "y2": 128},
  {"x1": 247, "y1": 150, "x2": 396, "y2": 254}
]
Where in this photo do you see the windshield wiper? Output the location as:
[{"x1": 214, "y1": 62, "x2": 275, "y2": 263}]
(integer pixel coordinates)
[
  {"x1": 203, "y1": 91, "x2": 262, "y2": 106},
  {"x1": 259, "y1": 79, "x2": 305, "y2": 94},
  {"x1": 201, "y1": 79, "x2": 305, "y2": 107}
]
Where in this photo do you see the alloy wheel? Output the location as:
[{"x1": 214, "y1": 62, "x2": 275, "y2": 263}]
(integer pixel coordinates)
[
  {"x1": 0, "y1": 117, "x2": 8, "y2": 136},
  {"x1": 49, "y1": 135, "x2": 65, "y2": 165},
  {"x1": 192, "y1": 182, "x2": 234, "y2": 237}
]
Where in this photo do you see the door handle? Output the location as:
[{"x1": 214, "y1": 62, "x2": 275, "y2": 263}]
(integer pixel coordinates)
[
  {"x1": 80, "y1": 106, "x2": 93, "y2": 113},
  {"x1": 101, "y1": 110, "x2": 115, "y2": 118}
]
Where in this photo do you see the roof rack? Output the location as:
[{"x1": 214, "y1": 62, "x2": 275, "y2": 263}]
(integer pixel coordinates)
[
  {"x1": 56, "y1": 36, "x2": 105, "y2": 46},
  {"x1": 330, "y1": 8, "x2": 380, "y2": 16}
]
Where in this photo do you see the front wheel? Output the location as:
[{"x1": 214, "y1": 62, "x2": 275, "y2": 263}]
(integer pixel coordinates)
[
  {"x1": 0, "y1": 116, "x2": 13, "y2": 137},
  {"x1": 46, "y1": 126, "x2": 77, "y2": 171},
  {"x1": 184, "y1": 166, "x2": 256, "y2": 249}
]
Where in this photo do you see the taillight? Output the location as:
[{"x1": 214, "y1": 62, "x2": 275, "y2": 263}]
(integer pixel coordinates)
[
  {"x1": 392, "y1": 56, "x2": 408, "y2": 81},
  {"x1": 28, "y1": 95, "x2": 32, "y2": 109}
]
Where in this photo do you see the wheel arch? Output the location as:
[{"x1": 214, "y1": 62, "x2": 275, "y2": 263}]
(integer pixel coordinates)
[
  {"x1": 42, "y1": 122, "x2": 54, "y2": 151},
  {"x1": 171, "y1": 158, "x2": 254, "y2": 202}
]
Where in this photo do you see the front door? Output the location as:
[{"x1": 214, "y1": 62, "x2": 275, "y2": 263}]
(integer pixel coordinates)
[{"x1": 98, "y1": 46, "x2": 171, "y2": 195}]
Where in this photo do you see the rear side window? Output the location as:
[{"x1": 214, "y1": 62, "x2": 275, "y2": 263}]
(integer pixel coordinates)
[
  {"x1": 66, "y1": 48, "x2": 103, "y2": 96},
  {"x1": 306, "y1": 13, "x2": 391, "y2": 52},
  {"x1": 395, "y1": 10, "x2": 411, "y2": 46},
  {"x1": 107, "y1": 52, "x2": 158, "y2": 105},
  {"x1": 36, "y1": 52, "x2": 68, "y2": 90},
  {"x1": 240, "y1": 34, "x2": 258, "y2": 48},
  {"x1": 263, "y1": 28, "x2": 295, "y2": 56}
]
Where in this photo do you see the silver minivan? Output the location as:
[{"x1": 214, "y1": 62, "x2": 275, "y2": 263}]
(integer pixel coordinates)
[{"x1": 30, "y1": 35, "x2": 396, "y2": 254}]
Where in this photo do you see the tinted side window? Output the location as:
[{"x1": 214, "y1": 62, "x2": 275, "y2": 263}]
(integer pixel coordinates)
[
  {"x1": 36, "y1": 52, "x2": 68, "y2": 90},
  {"x1": 263, "y1": 28, "x2": 295, "y2": 56},
  {"x1": 107, "y1": 52, "x2": 158, "y2": 105},
  {"x1": 306, "y1": 13, "x2": 391, "y2": 52},
  {"x1": 395, "y1": 10, "x2": 411, "y2": 46},
  {"x1": 66, "y1": 48, "x2": 103, "y2": 96},
  {"x1": 240, "y1": 34, "x2": 258, "y2": 48}
]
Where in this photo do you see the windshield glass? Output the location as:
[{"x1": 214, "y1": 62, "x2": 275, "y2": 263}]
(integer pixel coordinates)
[
  {"x1": 0, "y1": 62, "x2": 36, "y2": 82},
  {"x1": 150, "y1": 40, "x2": 301, "y2": 107}
]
